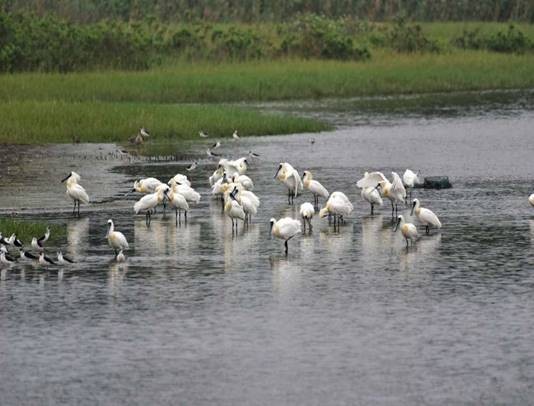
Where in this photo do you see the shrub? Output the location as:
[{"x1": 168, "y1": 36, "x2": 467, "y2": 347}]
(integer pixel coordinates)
[
  {"x1": 453, "y1": 25, "x2": 532, "y2": 53},
  {"x1": 387, "y1": 17, "x2": 441, "y2": 53}
]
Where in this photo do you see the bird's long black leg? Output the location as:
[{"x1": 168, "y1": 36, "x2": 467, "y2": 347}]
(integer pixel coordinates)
[
  {"x1": 371, "y1": 203, "x2": 374, "y2": 215},
  {"x1": 184, "y1": 211, "x2": 187, "y2": 223},
  {"x1": 302, "y1": 218, "x2": 306, "y2": 233},
  {"x1": 426, "y1": 225, "x2": 429, "y2": 235},
  {"x1": 77, "y1": 200, "x2": 80, "y2": 216},
  {"x1": 308, "y1": 218, "x2": 313, "y2": 232},
  {"x1": 284, "y1": 240, "x2": 288, "y2": 256},
  {"x1": 391, "y1": 201, "x2": 394, "y2": 218},
  {"x1": 175, "y1": 208, "x2": 178, "y2": 226}
]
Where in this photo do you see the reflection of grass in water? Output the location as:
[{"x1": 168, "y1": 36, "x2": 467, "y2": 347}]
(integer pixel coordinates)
[
  {"x1": 0, "y1": 218, "x2": 64, "y2": 244},
  {"x1": 0, "y1": 101, "x2": 329, "y2": 144}
]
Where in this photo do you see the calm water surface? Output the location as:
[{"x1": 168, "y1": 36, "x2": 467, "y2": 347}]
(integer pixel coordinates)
[{"x1": 1, "y1": 99, "x2": 534, "y2": 405}]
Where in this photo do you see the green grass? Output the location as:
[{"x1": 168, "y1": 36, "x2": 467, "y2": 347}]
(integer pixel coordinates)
[
  {"x1": 0, "y1": 218, "x2": 64, "y2": 244},
  {"x1": 0, "y1": 101, "x2": 329, "y2": 144},
  {"x1": 0, "y1": 51, "x2": 533, "y2": 105}
]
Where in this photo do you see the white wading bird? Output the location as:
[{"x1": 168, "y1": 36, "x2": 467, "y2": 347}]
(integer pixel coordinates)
[
  {"x1": 231, "y1": 174, "x2": 254, "y2": 191},
  {"x1": 199, "y1": 131, "x2": 208, "y2": 138},
  {"x1": 394, "y1": 215, "x2": 418, "y2": 247},
  {"x1": 186, "y1": 161, "x2": 198, "y2": 172},
  {"x1": 61, "y1": 172, "x2": 89, "y2": 216},
  {"x1": 31, "y1": 227, "x2": 50, "y2": 252},
  {"x1": 132, "y1": 177, "x2": 163, "y2": 194},
  {"x1": 319, "y1": 191, "x2": 353, "y2": 228},
  {"x1": 360, "y1": 176, "x2": 383, "y2": 215},
  {"x1": 1, "y1": 251, "x2": 17, "y2": 266},
  {"x1": 232, "y1": 130, "x2": 240, "y2": 140},
  {"x1": 169, "y1": 174, "x2": 191, "y2": 187},
  {"x1": 299, "y1": 202, "x2": 315, "y2": 232},
  {"x1": 270, "y1": 217, "x2": 301, "y2": 255},
  {"x1": 224, "y1": 189, "x2": 246, "y2": 232},
  {"x1": 403, "y1": 169, "x2": 420, "y2": 200},
  {"x1": 106, "y1": 219, "x2": 129, "y2": 257},
  {"x1": 275, "y1": 162, "x2": 303, "y2": 205},
  {"x1": 134, "y1": 186, "x2": 168, "y2": 226},
  {"x1": 357, "y1": 171, "x2": 405, "y2": 217},
  {"x1": 411, "y1": 199, "x2": 442, "y2": 235},
  {"x1": 302, "y1": 171, "x2": 329, "y2": 207},
  {"x1": 164, "y1": 188, "x2": 189, "y2": 225},
  {"x1": 529, "y1": 194, "x2": 534, "y2": 207},
  {"x1": 168, "y1": 180, "x2": 201, "y2": 204},
  {"x1": 231, "y1": 185, "x2": 260, "y2": 224},
  {"x1": 116, "y1": 250, "x2": 126, "y2": 263}
]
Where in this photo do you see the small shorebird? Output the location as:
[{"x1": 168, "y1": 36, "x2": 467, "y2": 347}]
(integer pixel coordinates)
[
  {"x1": 232, "y1": 130, "x2": 240, "y2": 140},
  {"x1": 186, "y1": 161, "x2": 198, "y2": 172}
]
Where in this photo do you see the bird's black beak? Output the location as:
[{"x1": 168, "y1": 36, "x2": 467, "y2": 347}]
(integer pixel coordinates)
[
  {"x1": 61, "y1": 174, "x2": 70, "y2": 183},
  {"x1": 274, "y1": 168, "x2": 280, "y2": 179}
]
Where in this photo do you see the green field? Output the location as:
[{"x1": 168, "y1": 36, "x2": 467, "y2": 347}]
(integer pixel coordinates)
[{"x1": 1, "y1": 21, "x2": 533, "y2": 145}]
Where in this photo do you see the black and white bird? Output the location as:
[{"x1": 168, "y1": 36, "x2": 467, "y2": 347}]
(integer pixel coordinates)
[
  {"x1": 0, "y1": 250, "x2": 17, "y2": 265},
  {"x1": 39, "y1": 252, "x2": 56, "y2": 266},
  {"x1": 248, "y1": 150, "x2": 260, "y2": 159},
  {"x1": 19, "y1": 249, "x2": 38, "y2": 261},
  {"x1": 232, "y1": 130, "x2": 240, "y2": 140},
  {"x1": 0, "y1": 233, "x2": 9, "y2": 245},
  {"x1": 199, "y1": 131, "x2": 209, "y2": 138},
  {"x1": 140, "y1": 127, "x2": 151, "y2": 138},
  {"x1": 206, "y1": 148, "x2": 220, "y2": 158},
  {"x1": 7, "y1": 234, "x2": 23, "y2": 248},
  {"x1": 186, "y1": 161, "x2": 198, "y2": 172},
  {"x1": 211, "y1": 141, "x2": 221, "y2": 150},
  {"x1": 31, "y1": 227, "x2": 50, "y2": 252},
  {"x1": 57, "y1": 251, "x2": 75, "y2": 265}
]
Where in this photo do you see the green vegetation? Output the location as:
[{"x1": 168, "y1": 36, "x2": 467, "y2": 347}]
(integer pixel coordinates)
[
  {"x1": 0, "y1": 101, "x2": 329, "y2": 144},
  {"x1": 4, "y1": 0, "x2": 534, "y2": 23},
  {"x1": 0, "y1": 218, "x2": 64, "y2": 243}
]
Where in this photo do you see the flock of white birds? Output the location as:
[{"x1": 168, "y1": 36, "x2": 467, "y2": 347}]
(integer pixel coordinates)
[{"x1": 0, "y1": 135, "x2": 453, "y2": 267}]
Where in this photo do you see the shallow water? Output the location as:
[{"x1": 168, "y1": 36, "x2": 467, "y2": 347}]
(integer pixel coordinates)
[{"x1": 1, "y1": 100, "x2": 534, "y2": 405}]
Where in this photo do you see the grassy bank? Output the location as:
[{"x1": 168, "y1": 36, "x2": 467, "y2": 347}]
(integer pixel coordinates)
[
  {"x1": 0, "y1": 101, "x2": 329, "y2": 144},
  {"x1": 0, "y1": 218, "x2": 64, "y2": 243},
  {"x1": 1, "y1": 51, "x2": 533, "y2": 104}
]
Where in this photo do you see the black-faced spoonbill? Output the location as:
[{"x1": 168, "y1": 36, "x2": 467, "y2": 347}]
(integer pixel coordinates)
[
  {"x1": 107, "y1": 219, "x2": 129, "y2": 256},
  {"x1": 275, "y1": 162, "x2": 303, "y2": 205},
  {"x1": 302, "y1": 170, "x2": 329, "y2": 207},
  {"x1": 394, "y1": 215, "x2": 418, "y2": 247},
  {"x1": 270, "y1": 217, "x2": 302, "y2": 255},
  {"x1": 319, "y1": 191, "x2": 353, "y2": 228},
  {"x1": 61, "y1": 172, "x2": 89, "y2": 216},
  {"x1": 299, "y1": 202, "x2": 315, "y2": 232},
  {"x1": 411, "y1": 199, "x2": 442, "y2": 235}
]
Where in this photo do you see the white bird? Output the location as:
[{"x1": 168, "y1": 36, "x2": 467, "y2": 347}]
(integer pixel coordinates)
[
  {"x1": 232, "y1": 130, "x2": 240, "y2": 140},
  {"x1": 164, "y1": 188, "x2": 190, "y2": 225},
  {"x1": 140, "y1": 127, "x2": 151, "y2": 138},
  {"x1": 116, "y1": 250, "x2": 126, "y2": 263},
  {"x1": 134, "y1": 186, "x2": 168, "y2": 226},
  {"x1": 199, "y1": 131, "x2": 209, "y2": 138},
  {"x1": 231, "y1": 185, "x2": 260, "y2": 223},
  {"x1": 61, "y1": 171, "x2": 89, "y2": 216},
  {"x1": 132, "y1": 177, "x2": 163, "y2": 194},
  {"x1": 529, "y1": 194, "x2": 534, "y2": 207},
  {"x1": 319, "y1": 191, "x2": 353, "y2": 227},
  {"x1": 394, "y1": 215, "x2": 418, "y2": 247},
  {"x1": 211, "y1": 141, "x2": 221, "y2": 150},
  {"x1": 403, "y1": 169, "x2": 420, "y2": 200},
  {"x1": 6, "y1": 233, "x2": 23, "y2": 248},
  {"x1": 248, "y1": 150, "x2": 260, "y2": 159},
  {"x1": 209, "y1": 167, "x2": 224, "y2": 186},
  {"x1": 57, "y1": 251, "x2": 75, "y2": 265},
  {"x1": 169, "y1": 174, "x2": 191, "y2": 187},
  {"x1": 275, "y1": 162, "x2": 303, "y2": 205},
  {"x1": 19, "y1": 249, "x2": 38, "y2": 261},
  {"x1": 169, "y1": 180, "x2": 201, "y2": 204},
  {"x1": 411, "y1": 199, "x2": 442, "y2": 235},
  {"x1": 231, "y1": 174, "x2": 254, "y2": 191},
  {"x1": 107, "y1": 219, "x2": 129, "y2": 256},
  {"x1": 186, "y1": 161, "x2": 198, "y2": 172},
  {"x1": 361, "y1": 186, "x2": 383, "y2": 215},
  {"x1": 38, "y1": 252, "x2": 56, "y2": 266},
  {"x1": 358, "y1": 171, "x2": 405, "y2": 217},
  {"x1": 302, "y1": 170, "x2": 329, "y2": 207},
  {"x1": 299, "y1": 202, "x2": 315, "y2": 232},
  {"x1": 31, "y1": 227, "x2": 50, "y2": 251},
  {"x1": 224, "y1": 189, "x2": 246, "y2": 232},
  {"x1": 270, "y1": 217, "x2": 301, "y2": 255}
]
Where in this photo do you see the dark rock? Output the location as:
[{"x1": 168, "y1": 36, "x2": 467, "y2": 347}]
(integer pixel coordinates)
[{"x1": 416, "y1": 176, "x2": 452, "y2": 189}]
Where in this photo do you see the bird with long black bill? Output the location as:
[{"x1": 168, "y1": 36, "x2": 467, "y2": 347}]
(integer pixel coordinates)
[{"x1": 61, "y1": 172, "x2": 89, "y2": 216}]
